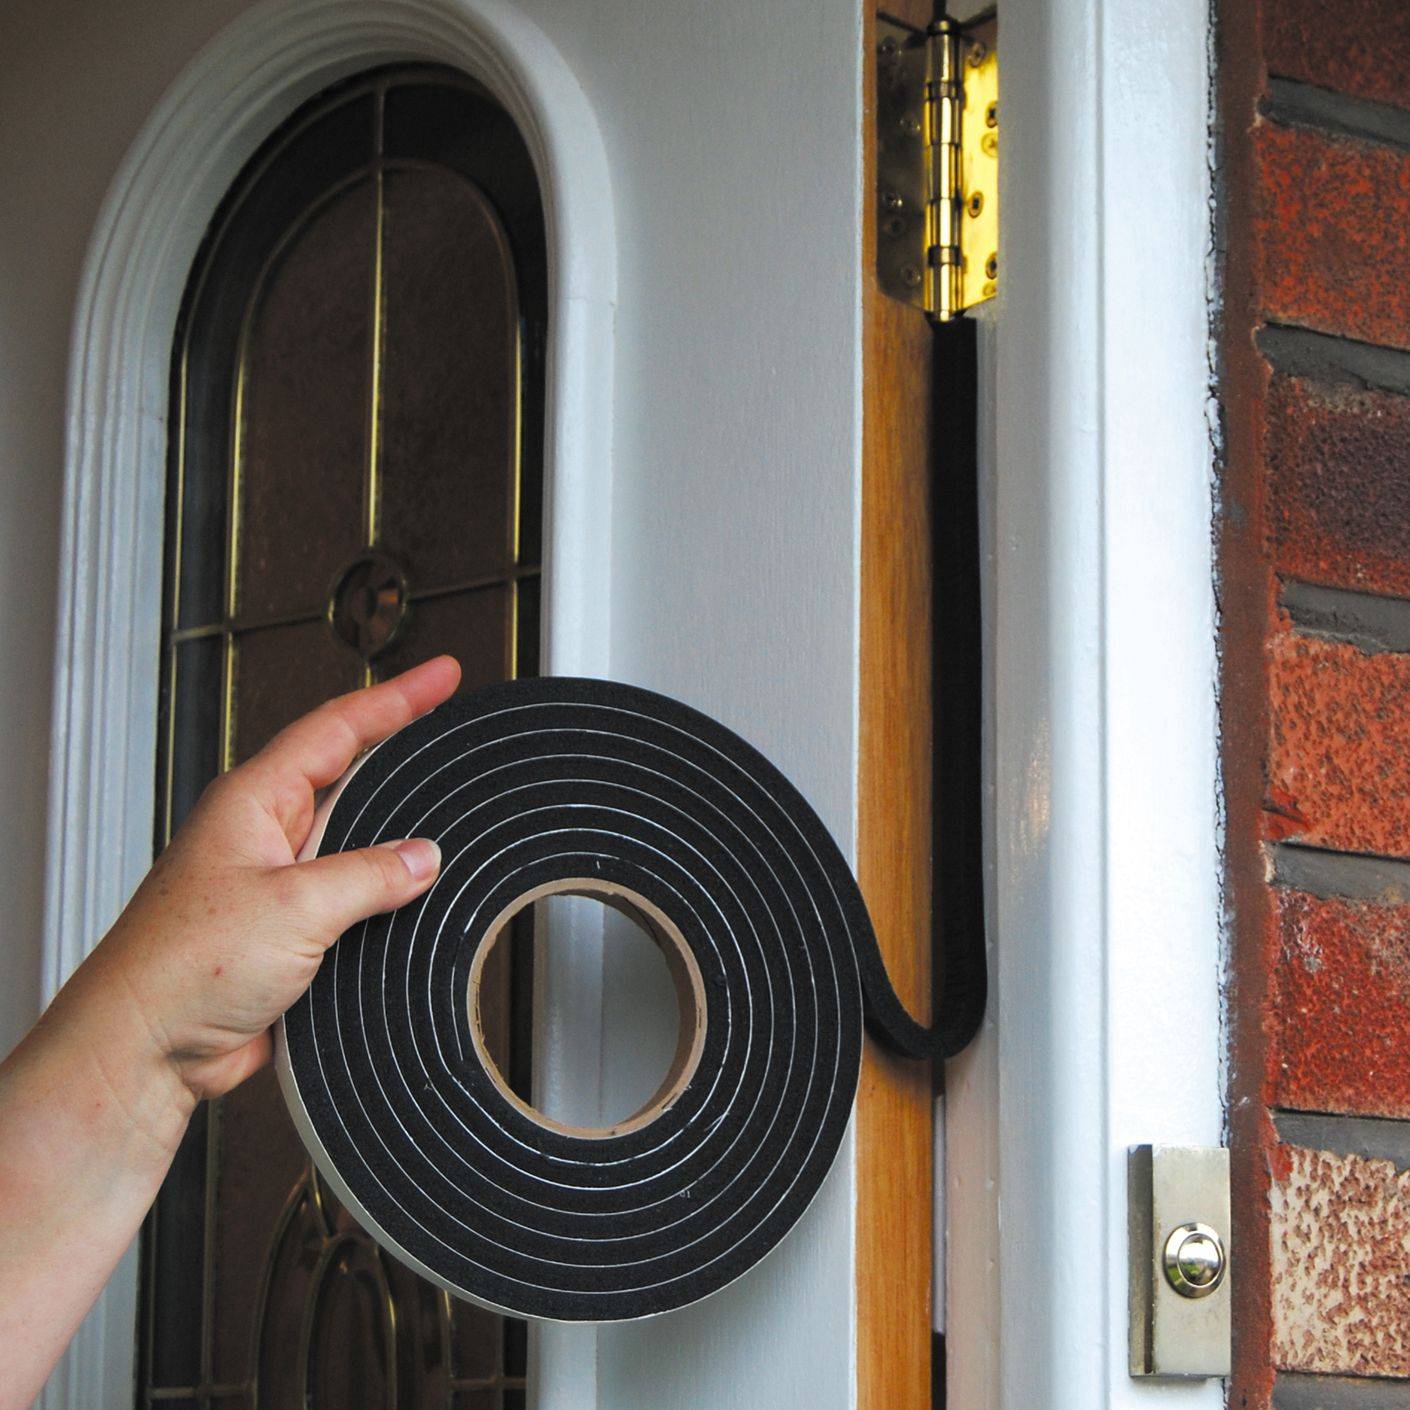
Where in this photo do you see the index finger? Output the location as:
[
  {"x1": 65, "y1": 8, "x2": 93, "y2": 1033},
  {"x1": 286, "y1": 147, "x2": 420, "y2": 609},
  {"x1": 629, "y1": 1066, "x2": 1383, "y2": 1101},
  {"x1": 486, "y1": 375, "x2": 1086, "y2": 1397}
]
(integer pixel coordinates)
[{"x1": 244, "y1": 656, "x2": 461, "y2": 830}]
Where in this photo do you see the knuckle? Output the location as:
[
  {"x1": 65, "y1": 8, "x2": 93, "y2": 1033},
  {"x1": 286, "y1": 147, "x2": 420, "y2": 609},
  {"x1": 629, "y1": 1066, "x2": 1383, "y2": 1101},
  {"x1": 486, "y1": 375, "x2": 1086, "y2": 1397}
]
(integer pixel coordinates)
[
  {"x1": 196, "y1": 769, "x2": 237, "y2": 811},
  {"x1": 363, "y1": 845, "x2": 408, "y2": 893}
]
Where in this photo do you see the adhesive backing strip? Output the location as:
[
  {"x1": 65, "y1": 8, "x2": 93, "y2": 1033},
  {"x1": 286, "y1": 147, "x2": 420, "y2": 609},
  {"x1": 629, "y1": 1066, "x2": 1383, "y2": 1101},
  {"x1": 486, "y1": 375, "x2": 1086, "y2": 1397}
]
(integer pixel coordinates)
[{"x1": 276, "y1": 676, "x2": 926, "y2": 1321}]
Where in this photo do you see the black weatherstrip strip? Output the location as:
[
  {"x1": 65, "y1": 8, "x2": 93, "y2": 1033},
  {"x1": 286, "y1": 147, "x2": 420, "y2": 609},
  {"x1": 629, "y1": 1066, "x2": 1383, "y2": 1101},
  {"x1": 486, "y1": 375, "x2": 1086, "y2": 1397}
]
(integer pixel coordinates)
[{"x1": 930, "y1": 317, "x2": 989, "y2": 1059}]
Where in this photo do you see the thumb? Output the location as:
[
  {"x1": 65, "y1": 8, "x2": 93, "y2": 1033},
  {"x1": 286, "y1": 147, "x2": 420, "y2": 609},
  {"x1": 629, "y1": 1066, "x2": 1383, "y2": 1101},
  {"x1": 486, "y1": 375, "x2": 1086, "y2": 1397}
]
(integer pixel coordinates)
[{"x1": 288, "y1": 838, "x2": 442, "y2": 940}]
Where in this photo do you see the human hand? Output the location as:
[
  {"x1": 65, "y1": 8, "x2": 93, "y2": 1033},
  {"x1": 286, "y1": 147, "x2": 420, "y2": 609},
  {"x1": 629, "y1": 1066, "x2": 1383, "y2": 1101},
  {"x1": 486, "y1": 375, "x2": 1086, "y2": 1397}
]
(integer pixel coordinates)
[
  {"x1": 59, "y1": 654, "x2": 461, "y2": 1110},
  {"x1": 0, "y1": 657, "x2": 460, "y2": 1404}
]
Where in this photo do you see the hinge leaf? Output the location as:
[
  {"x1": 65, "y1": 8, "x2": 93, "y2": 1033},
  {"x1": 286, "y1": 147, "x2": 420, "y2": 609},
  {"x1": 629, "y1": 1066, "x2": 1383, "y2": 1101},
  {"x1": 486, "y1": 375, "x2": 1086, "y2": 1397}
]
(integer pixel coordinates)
[{"x1": 955, "y1": 17, "x2": 999, "y2": 319}]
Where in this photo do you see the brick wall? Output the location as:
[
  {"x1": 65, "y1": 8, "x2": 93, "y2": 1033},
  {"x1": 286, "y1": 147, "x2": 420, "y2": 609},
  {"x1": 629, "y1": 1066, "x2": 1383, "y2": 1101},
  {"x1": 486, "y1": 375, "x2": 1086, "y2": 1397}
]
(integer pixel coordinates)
[{"x1": 1219, "y1": 2, "x2": 1410, "y2": 1405}]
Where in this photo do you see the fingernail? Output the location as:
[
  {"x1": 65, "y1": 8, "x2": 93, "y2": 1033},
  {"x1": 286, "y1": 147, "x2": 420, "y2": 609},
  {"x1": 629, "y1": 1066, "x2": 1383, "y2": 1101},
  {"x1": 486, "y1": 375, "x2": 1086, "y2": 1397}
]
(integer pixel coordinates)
[{"x1": 391, "y1": 838, "x2": 441, "y2": 881}]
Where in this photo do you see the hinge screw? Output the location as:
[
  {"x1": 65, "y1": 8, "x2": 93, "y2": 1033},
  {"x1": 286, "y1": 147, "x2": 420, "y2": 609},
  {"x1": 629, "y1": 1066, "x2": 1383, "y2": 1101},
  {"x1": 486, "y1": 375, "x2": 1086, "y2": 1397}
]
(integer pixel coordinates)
[
  {"x1": 985, "y1": 100, "x2": 999, "y2": 128},
  {"x1": 967, "y1": 41, "x2": 987, "y2": 67},
  {"x1": 985, "y1": 253, "x2": 999, "y2": 280},
  {"x1": 884, "y1": 190, "x2": 906, "y2": 212},
  {"x1": 900, "y1": 265, "x2": 922, "y2": 288},
  {"x1": 967, "y1": 191, "x2": 984, "y2": 218},
  {"x1": 879, "y1": 35, "x2": 897, "y2": 57},
  {"x1": 899, "y1": 116, "x2": 921, "y2": 136}
]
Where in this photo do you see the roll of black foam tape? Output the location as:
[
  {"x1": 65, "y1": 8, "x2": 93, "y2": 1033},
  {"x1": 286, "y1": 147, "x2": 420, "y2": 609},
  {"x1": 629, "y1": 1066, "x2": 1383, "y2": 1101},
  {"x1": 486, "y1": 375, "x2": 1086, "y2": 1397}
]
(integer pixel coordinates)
[{"x1": 276, "y1": 677, "x2": 897, "y2": 1322}]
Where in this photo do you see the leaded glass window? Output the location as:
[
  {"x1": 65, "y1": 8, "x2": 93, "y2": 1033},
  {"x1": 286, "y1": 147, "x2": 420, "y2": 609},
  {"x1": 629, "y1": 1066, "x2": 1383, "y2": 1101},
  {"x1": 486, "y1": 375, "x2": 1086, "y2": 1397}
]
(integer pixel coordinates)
[{"x1": 142, "y1": 66, "x2": 545, "y2": 1408}]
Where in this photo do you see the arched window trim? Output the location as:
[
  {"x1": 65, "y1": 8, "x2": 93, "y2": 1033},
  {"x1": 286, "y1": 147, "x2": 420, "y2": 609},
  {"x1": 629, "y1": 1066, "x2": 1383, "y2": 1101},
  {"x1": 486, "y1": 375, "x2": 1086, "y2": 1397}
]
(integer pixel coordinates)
[{"x1": 41, "y1": 3, "x2": 615, "y2": 1404}]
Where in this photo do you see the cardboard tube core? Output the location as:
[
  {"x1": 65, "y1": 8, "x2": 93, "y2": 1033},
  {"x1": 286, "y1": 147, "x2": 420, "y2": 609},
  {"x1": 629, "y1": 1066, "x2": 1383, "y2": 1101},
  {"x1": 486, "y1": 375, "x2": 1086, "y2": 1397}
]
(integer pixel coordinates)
[{"x1": 468, "y1": 879, "x2": 707, "y2": 1139}]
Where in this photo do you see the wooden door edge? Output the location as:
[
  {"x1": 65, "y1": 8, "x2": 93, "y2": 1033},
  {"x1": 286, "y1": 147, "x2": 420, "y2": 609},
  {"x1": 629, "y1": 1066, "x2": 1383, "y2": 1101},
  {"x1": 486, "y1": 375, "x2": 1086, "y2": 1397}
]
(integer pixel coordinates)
[{"x1": 856, "y1": 2, "x2": 939, "y2": 1407}]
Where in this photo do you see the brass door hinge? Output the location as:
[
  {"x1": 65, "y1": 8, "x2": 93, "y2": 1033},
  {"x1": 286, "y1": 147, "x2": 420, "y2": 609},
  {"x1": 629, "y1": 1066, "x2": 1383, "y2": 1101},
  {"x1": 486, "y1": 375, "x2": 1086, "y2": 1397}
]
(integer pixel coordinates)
[{"x1": 876, "y1": 14, "x2": 998, "y2": 322}]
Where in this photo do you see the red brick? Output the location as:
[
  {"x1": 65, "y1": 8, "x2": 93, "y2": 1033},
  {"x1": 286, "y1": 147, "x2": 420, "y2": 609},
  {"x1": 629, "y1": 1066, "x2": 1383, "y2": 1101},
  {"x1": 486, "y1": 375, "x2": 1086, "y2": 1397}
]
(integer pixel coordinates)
[
  {"x1": 1267, "y1": 631, "x2": 1410, "y2": 856},
  {"x1": 1267, "y1": 376, "x2": 1410, "y2": 598},
  {"x1": 1272, "y1": 888, "x2": 1410, "y2": 1117},
  {"x1": 1270, "y1": 1143, "x2": 1410, "y2": 1376},
  {"x1": 1255, "y1": 122, "x2": 1410, "y2": 351},
  {"x1": 1264, "y1": 0, "x2": 1410, "y2": 114}
]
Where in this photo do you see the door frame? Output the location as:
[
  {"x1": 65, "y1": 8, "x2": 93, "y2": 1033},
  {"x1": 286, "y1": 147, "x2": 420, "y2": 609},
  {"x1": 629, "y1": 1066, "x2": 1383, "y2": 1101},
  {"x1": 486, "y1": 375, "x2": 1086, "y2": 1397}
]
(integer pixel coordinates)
[
  {"x1": 947, "y1": 0, "x2": 1223, "y2": 1403},
  {"x1": 41, "y1": 3, "x2": 614, "y2": 1403}
]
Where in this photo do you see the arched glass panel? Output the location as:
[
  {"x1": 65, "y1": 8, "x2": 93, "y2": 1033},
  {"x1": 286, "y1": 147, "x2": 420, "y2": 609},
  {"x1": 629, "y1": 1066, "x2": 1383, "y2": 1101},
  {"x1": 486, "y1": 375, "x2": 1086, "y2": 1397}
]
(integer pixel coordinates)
[{"x1": 143, "y1": 66, "x2": 544, "y2": 1409}]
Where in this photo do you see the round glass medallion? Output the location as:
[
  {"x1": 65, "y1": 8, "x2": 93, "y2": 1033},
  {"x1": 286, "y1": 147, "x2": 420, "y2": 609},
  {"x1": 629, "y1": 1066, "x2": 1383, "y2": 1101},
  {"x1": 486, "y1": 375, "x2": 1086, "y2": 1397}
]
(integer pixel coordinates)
[{"x1": 327, "y1": 550, "x2": 410, "y2": 658}]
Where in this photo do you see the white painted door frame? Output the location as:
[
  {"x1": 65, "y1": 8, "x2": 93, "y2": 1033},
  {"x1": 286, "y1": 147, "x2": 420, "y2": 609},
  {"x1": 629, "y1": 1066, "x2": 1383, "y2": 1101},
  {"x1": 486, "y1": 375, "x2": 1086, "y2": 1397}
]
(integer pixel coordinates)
[{"x1": 945, "y1": 0, "x2": 1222, "y2": 1405}]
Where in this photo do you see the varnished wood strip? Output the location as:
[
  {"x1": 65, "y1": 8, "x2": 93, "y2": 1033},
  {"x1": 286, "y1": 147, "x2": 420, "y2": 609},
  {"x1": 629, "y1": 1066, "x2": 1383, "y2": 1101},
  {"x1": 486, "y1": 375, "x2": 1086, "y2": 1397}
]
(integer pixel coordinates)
[{"x1": 857, "y1": 2, "x2": 938, "y2": 1407}]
